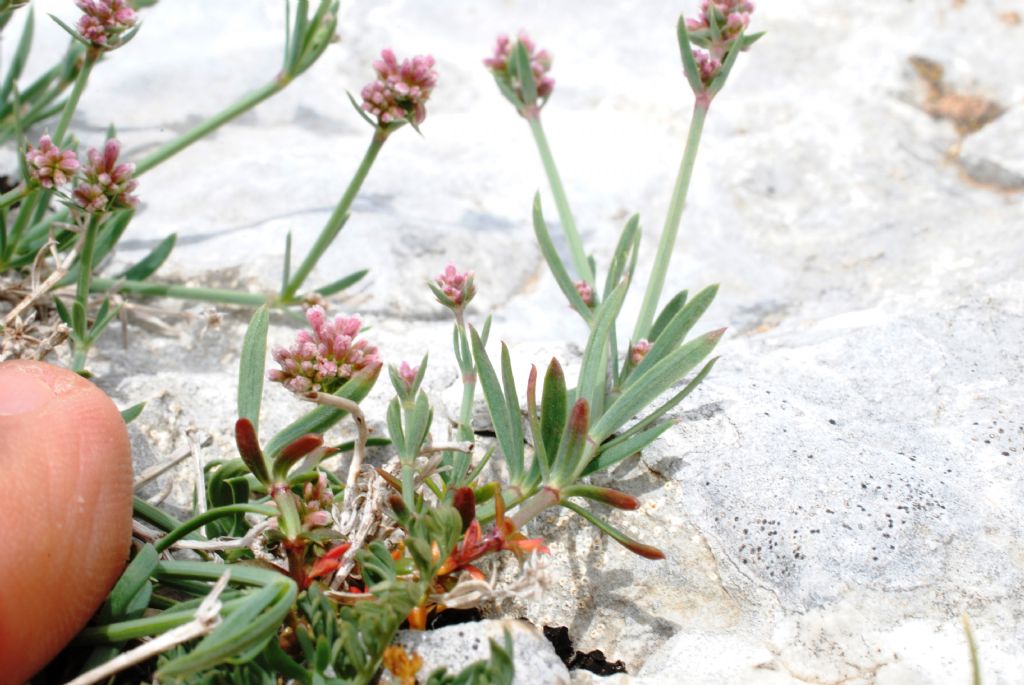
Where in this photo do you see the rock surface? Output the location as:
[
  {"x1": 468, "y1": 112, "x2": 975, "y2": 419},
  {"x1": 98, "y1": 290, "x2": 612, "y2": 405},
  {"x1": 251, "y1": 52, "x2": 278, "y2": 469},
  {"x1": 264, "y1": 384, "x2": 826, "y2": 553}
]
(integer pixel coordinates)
[
  {"x1": 394, "y1": 619, "x2": 569, "y2": 684},
  {"x1": 6, "y1": 0, "x2": 1023, "y2": 682}
]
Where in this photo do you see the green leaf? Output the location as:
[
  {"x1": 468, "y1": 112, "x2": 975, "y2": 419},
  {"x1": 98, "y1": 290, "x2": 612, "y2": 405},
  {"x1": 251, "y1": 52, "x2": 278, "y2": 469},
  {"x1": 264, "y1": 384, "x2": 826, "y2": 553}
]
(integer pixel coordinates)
[
  {"x1": 577, "y1": 279, "x2": 628, "y2": 420},
  {"x1": 71, "y1": 298, "x2": 87, "y2": 337},
  {"x1": 500, "y1": 343, "x2": 525, "y2": 481},
  {"x1": 540, "y1": 358, "x2": 567, "y2": 460},
  {"x1": 87, "y1": 297, "x2": 122, "y2": 342},
  {"x1": 603, "y1": 214, "x2": 640, "y2": 302},
  {"x1": 48, "y1": 13, "x2": 90, "y2": 46},
  {"x1": 470, "y1": 327, "x2": 521, "y2": 476},
  {"x1": 562, "y1": 500, "x2": 664, "y2": 559},
  {"x1": 532, "y1": 194, "x2": 593, "y2": 323},
  {"x1": 0, "y1": 6, "x2": 33, "y2": 106},
  {"x1": 386, "y1": 396, "x2": 406, "y2": 458},
  {"x1": 101, "y1": 544, "x2": 158, "y2": 621},
  {"x1": 346, "y1": 89, "x2": 378, "y2": 128},
  {"x1": 627, "y1": 284, "x2": 717, "y2": 385},
  {"x1": 677, "y1": 15, "x2": 704, "y2": 94},
  {"x1": 709, "y1": 28, "x2": 747, "y2": 97},
  {"x1": 120, "y1": 402, "x2": 145, "y2": 424},
  {"x1": 649, "y1": 290, "x2": 688, "y2": 343},
  {"x1": 525, "y1": 365, "x2": 549, "y2": 483},
  {"x1": 582, "y1": 420, "x2": 674, "y2": 476},
  {"x1": 281, "y1": 231, "x2": 292, "y2": 294},
  {"x1": 264, "y1": 364, "x2": 380, "y2": 459},
  {"x1": 513, "y1": 41, "x2": 537, "y2": 106},
  {"x1": 238, "y1": 305, "x2": 270, "y2": 433},
  {"x1": 591, "y1": 328, "x2": 724, "y2": 443},
  {"x1": 550, "y1": 399, "x2": 589, "y2": 487},
  {"x1": 315, "y1": 268, "x2": 368, "y2": 296},
  {"x1": 53, "y1": 296, "x2": 71, "y2": 326}
]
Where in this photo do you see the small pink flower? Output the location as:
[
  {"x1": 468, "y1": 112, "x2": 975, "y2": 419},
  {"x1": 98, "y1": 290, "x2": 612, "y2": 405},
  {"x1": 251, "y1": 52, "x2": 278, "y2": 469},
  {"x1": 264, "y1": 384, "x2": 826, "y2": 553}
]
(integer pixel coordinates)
[
  {"x1": 398, "y1": 361, "x2": 418, "y2": 389},
  {"x1": 75, "y1": 0, "x2": 137, "y2": 48},
  {"x1": 574, "y1": 280, "x2": 594, "y2": 307},
  {"x1": 361, "y1": 49, "x2": 439, "y2": 126},
  {"x1": 686, "y1": 0, "x2": 755, "y2": 61},
  {"x1": 434, "y1": 264, "x2": 476, "y2": 310},
  {"x1": 25, "y1": 135, "x2": 80, "y2": 189},
  {"x1": 268, "y1": 306, "x2": 381, "y2": 394},
  {"x1": 73, "y1": 138, "x2": 138, "y2": 212},
  {"x1": 692, "y1": 49, "x2": 722, "y2": 86},
  {"x1": 630, "y1": 339, "x2": 652, "y2": 365},
  {"x1": 484, "y1": 31, "x2": 554, "y2": 110}
]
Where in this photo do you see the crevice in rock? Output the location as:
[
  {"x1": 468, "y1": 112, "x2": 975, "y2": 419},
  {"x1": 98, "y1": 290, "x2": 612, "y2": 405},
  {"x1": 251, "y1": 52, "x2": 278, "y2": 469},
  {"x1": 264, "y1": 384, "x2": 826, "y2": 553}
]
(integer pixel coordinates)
[{"x1": 541, "y1": 625, "x2": 627, "y2": 676}]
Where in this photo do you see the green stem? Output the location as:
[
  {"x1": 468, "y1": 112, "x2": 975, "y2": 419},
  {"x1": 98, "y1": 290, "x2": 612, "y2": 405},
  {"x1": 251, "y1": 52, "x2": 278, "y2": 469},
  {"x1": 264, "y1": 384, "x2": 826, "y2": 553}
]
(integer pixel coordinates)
[
  {"x1": 0, "y1": 191, "x2": 37, "y2": 265},
  {"x1": 281, "y1": 129, "x2": 386, "y2": 300},
  {"x1": 89, "y1": 276, "x2": 272, "y2": 306},
  {"x1": 633, "y1": 101, "x2": 709, "y2": 340},
  {"x1": 154, "y1": 503, "x2": 277, "y2": 553},
  {"x1": 527, "y1": 115, "x2": 593, "y2": 286},
  {"x1": 71, "y1": 214, "x2": 100, "y2": 373},
  {"x1": 135, "y1": 78, "x2": 285, "y2": 176},
  {"x1": 52, "y1": 51, "x2": 95, "y2": 147}
]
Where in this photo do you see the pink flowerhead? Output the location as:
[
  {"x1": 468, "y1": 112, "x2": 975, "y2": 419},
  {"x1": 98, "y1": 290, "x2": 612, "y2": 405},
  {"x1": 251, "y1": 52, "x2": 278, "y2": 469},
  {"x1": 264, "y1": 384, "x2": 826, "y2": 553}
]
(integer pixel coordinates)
[
  {"x1": 398, "y1": 361, "x2": 418, "y2": 390},
  {"x1": 25, "y1": 135, "x2": 80, "y2": 189},
  {"x1": 75, "y1": 0, "x2": 137, "y2": 48},
  {"x1": 268, "y1": 306, "x2": 381, "y2": 394},
  {"x1": 361, "y1": 49, "x2": 439, "y2": 126},
  {"x1": 574, "y1": 280, "x2": 594, "y2": 307},
  {"x1": 692, "y1": 49, "x2": 722, "y2": 86},
  {"x1": 484, "y1": 31, "x2": 554, "y2": 112},
  {"x1": 433, "y1": 264, "x2": 476, "y2": 312},
  {"x1": 304, "y1": 472, "x2": 334, "y2": 512},
  {"x1": 686, "y1": 0, "x2": 755, "y2": 59},
  {"x1": 73, "y1": 138, "x2": 138, "y2": 212},
  {"x1": 630, "y1": 339, "x2": 652, "y2": 365}
]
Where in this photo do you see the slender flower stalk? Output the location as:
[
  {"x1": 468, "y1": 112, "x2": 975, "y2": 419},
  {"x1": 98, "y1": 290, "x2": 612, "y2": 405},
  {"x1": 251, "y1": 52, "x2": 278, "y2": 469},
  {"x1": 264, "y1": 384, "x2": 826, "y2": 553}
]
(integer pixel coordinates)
[
  {"x1": 70, "y1": 214, "x2": 101, "y2": 372},
  {"x1": 632, "y1": 102, "x2": 708, "y2": 339}
]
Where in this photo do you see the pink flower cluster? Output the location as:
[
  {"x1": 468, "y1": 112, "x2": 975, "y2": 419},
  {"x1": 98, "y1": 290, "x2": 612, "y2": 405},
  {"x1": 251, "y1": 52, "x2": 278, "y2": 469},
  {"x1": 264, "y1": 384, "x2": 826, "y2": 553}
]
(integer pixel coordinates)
[
  {"x1": 434, "y1": 264, "x2": 476, "y2": 309},
  {"x1": 361, "y1": 49, "x2": 439, "y2": 126},
  {"x1": 686, "y1": 0, "x2": 755, "y2": 41},
  {"x1": 302, "y1": 473, "x2": 334, "y2": 529},
  {"x1": 574, "y1": 280, "x2": 594, "y2": 307},
  {"x1": 268, "y1": 306, "x2": 381, "y2": 394},
  {"x1": 397, "y1": 361, "x2": 418, "y2": 390},
  {"x1": 693, "y1": 50, "x2": 722, "y2": 87},
  {"x1": 484, "y1": 32, "x2": 554, "y2": 107},
  {"x1": 25, "y1": 135, "x2": 80, "y2": 189},
  {"x1": 73, "y1": 139, "x2": 138, "y2": 213},
  {"x1": 76, "y1": 0, "x2": 137, "y2": 48},
  {"x1": 630, "y1": 339, "x2": 652, "y2": 365}
]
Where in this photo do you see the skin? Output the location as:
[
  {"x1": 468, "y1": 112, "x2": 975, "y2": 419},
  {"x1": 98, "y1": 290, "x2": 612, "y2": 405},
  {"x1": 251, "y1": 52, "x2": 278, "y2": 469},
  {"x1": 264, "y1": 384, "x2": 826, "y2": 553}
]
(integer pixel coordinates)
[{"x1": 0, "y1": 360, "x2": 132, "y2": 685}]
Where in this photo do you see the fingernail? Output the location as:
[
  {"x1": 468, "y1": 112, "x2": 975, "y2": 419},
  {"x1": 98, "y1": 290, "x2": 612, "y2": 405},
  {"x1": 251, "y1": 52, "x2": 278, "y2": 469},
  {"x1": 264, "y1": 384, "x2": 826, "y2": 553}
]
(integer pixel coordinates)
[{"x1": 0, "y1": 364, "x2": 54, "y2": 416}]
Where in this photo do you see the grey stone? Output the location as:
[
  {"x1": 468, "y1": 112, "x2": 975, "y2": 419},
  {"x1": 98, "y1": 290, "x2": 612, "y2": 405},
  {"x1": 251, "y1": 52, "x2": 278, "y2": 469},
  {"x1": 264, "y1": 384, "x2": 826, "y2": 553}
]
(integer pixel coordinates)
[{"x1": 394, "y1": 619, "x2": 569, "y2": 685}]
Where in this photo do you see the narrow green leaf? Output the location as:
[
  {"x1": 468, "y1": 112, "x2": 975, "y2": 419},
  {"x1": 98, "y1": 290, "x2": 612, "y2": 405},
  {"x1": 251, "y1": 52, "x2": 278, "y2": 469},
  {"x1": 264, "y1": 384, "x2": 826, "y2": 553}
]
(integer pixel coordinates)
[
  {"x1": 540, "y1": 357, "x2": 567, "y2": 460},
  {"x1": 562, "y1": 500, "x2": 665, "y2": 559},
  {"x1": 48, "y1": 13, "x2": 90, "y2": 46},
  {"x1": 582, "y1": 420, "x2": 674, "y2": 477},
  {"x1": 469, "y1": 327, "x2": 520, "y2": 474},
  {"x1": 603, "y1": 214, "x2": 640, "y2": 302},
  {"x1": 403, "y1": 392, "x2": 433, "y2": 460},
  {"x1": 285, "y1": 0, "x2": 309, "y2": 76},
  {"x1": 120, "y1": 402, "x2": 145, "y2": 424},
  {"x1": 591, "y1": 328, "x2": 724, "y2": 442},
  {"x1": 102, "y1": 544, "x2": 158, "y2": 620},
  {"x1": 500, "y1": 343, "x2": 524, "y2": 481},
  {"x1": 513, "y1": 41, "x2": 537, "y2": 106},
  {"x1": 387, "y1": 397, "x2": 406, "y2": 459},
  {"x1": 0, "y1": 6, "x2": 33, "y2": 106},
  {"x1": 532, "y1": 194, "x2": 592, "y2": 323},
  {"x1": 118, "y1": 233, "x2": 175, "y2": 281},
  {"x1": 627, "y1": 284, "x2": 717, "y2": 386},
  {"x1": 53, "y1": 296, "x2": 71, "y2": 326},
  {"x1": 71, "y1": 299, "x2": 86, "y2": 337},
  {"x1": 315, "y1": 268, "x2": 368, "y2": 296},
  {"x1": 677, "y1": 15, "x2": 703, "y2": 94},
  {"x1": 526, "y1": 365, "x2": 550, "y2": 482},
  {"x1": 562, "y1": 484, "x2": 639, "y2": 509},
  {"x1": 577, "y1": 279, "x2": 628, "y2": 420},
  {"x1": 550, "y1": 399, "x2": 589, "y2": 487},
  {"x1": 649, "y1": 290, "x2": 688, "y2": 343},
  {"x1": 347, "y1": 89, "x2": 378, "y2": 128},
  {"x1": 281, "y1": 231, "x2": 292, "y2": 294},
  {"x1": 237, "y1": 305, "x2": 270, "y2": 433},
  {"x1": 709, "y1": 28, "x2": 746, "y2": 97}
]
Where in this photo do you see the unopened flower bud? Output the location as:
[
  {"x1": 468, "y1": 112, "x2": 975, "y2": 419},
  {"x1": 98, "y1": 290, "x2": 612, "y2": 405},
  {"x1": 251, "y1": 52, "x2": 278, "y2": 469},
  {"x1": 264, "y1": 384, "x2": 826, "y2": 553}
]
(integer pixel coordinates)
[
  {"x1": 484, "y1": 31, "x2": 555, "y2": 114},
  {"x1": 630, "y1": 339, "x2": 652, "y2": 365},
  {"x1": 433, "y1": 264, "x2": 476, "y2": 311},
  {"x1": 73, "y1": 138, "x2": 138, "y2": 213},
  {"x1": 574, "y1": 280, "x2": 594, "y2": 307},
  {"x1": 75, "y1": 0, "x2": 137, "y2": 49}
]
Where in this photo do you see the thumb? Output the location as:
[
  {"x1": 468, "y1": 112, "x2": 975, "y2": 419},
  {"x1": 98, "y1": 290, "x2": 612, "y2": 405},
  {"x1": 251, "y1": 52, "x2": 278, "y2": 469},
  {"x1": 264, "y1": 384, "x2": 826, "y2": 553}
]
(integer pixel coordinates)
[{"x1": 0, "y1": 360, "x2": 133, "y2": 685}]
